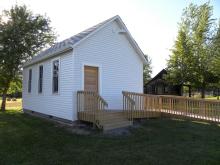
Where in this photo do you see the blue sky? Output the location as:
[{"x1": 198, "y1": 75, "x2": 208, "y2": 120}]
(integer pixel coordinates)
[{"x1": 1, "y1": 0, "x2": 220, "y2": 76}]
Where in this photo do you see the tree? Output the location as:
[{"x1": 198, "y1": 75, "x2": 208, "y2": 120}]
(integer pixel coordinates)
[
  {"x1": 212, "y1": 57, "x2": 220, "y2": 78},
  {"x1": 191, "y1": 3, "x2": 217, "y2": 98},
  {"x1": 143, "y1": 54, "x2": 152, "y2": 85},
  {"x1": 167, "y1": 28, "x2": 194, "y2": 85},
  {"x1": 210, "y1": 20, "x2": 220, "y2": 99},
  {"x1": 211, "y1": 20, "x2": 220, "y2": 78},
  {"x1": 7, "y1": 76, "x2": 22, "y2": 97},
  {"x1": 0, "y1": 5, "x2": 56, "y2": 111},
  {"x1": 167, "y1": 2, "x2": 219, "y2": 98}
]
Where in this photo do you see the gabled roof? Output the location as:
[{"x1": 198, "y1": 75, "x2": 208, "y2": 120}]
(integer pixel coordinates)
[
  {"x1": 23, "y1": 15, "x2": 147, "y2": 67},
  {"x1": 145, "y1": 69, "x2": 167, "y2": 85}
]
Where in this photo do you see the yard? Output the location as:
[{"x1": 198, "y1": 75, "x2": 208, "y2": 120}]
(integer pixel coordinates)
[
  {"x1": 1, "y1": 109, "x2": 220, "y2": 164},
  {"x1": 0, "y1": 98, "x2": 22, "y2": 110}
]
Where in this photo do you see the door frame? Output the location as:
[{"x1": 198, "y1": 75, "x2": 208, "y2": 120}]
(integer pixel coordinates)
[{"x1": 81, "y1": 63, "x2": 102, "y2": 94}]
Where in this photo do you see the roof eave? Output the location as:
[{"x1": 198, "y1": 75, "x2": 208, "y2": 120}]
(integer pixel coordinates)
[
  {"x1": 23, "y1": 46, "x2": 73, "y2": 68},
  {"x1": 72, "y1": 15, "x2": 119, "y2": 49}
]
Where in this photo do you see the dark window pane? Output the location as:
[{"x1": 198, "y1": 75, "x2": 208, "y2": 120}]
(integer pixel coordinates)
[
  {"x1": 28, "y1": 69, "x2": 32, "y2": 93},
  {"x1": 38, "y1": 65, "x2": 43, "y2": 93},
  {"x1": 53, "y1": 77, "x2": 58, "y2": 93}
]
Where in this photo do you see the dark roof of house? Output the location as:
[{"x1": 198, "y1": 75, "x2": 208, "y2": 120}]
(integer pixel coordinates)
[{"x1": 145, "y1": 69, "x2": 167, "y2": 85}]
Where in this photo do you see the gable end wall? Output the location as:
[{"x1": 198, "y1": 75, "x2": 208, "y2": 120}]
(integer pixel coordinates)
[{"x1": 73, "y1": 20, "x2": 143, "y2": 110}]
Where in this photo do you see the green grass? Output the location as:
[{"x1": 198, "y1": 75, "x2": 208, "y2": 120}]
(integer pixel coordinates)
[
  {"x1": 206, "y1": 96, "x2": 219, "y2": 100},
  {"x1": 1, "y1": 110, "x2": 220, "y2": 165}
]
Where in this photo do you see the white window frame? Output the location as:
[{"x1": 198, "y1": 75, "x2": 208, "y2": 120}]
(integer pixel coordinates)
[
  {"x1": 28, "y1": 68, "x2": 32, "y2": 93},
  {"x1": 38, "y1": 64, "x2": 44, "y2": 94},
  {"x1": 51, "y1": 57, "x2": 60, "y2": 95}
]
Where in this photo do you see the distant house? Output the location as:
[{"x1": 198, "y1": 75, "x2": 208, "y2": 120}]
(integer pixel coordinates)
[
  {"x1": 22, "y1": 15, "x2": 147, "y2": 123},
  {"x1": 213, "y1": 88, "x2": 220, "y2": 97},
  {"x1": 144, "y1": 69, "x2": 183, "y2": 96}
]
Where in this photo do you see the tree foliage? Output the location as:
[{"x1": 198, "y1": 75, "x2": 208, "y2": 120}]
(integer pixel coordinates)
[
  {"x1": 143, "y1": 54, "x2": 152, "y2": 85},
  {"x1": 7, "y1": 76, "x2": 22, "y2": 95},
  {"x1": 0, "y1": 5, "x2": 56, "y2": 111},
  {"x1": 211, "y1": 21, "x2": 220, "y2": 79},
  {"x1": 210, "y1": 20, "x2": 220, "y2": 96},
  {"x1": 167, "y1": 29, "x2": 193, "y2": 85},
  {"x1": 167, "y1": 2, "x2": 220, "y2": 98}
]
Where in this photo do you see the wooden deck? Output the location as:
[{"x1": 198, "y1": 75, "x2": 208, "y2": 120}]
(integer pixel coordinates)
[
  {"x1": 77, "y1": 90, "x2": 220, "y2": 131},
  {"x1": 160, "y1": 109, "x2": 220, "y2": 122},
  {"x1": 78, "y1": 110, "x2": 131, "y2": 130},
  {"x1": 78, "y1": 110, "x2": 161, "y2": 130},
  {"x1": 123, "y1": 91, "x2": 220, "y2": 123}
]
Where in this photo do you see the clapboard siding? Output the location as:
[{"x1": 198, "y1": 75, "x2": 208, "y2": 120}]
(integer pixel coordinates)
[
  {"x1": 22, "y1": 52, "x2": 74, "y2": 120},
  {"x1": 73, "y1": 20, "x2": 143, "y2": 109}
]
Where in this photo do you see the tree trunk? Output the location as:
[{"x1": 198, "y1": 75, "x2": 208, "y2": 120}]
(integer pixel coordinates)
[
  {"x1": 1, "y1": 88, "x2": 8, "y2": 112},
  {"x1": 188, "y1": 86, "x2": 192, "y2": 97},
  {"x1": 201, "y1": 83, "x2": 206, "y2": 99},
  {"x1": 217, "y1": 88, "x2": 219, "y2": 100}
]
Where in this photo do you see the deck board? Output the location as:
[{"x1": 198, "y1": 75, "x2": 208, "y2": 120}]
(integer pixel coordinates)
[{"x1": 78, "y1": 110, "x2": 161, "y2": 130}]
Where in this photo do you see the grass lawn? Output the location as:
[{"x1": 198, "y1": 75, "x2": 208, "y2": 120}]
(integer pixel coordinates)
[
  {"x1": 1, "y1": 110, "x2": 220, "y2": 164},
  {"x1": 206, "y1": 96, "x2": 219, "y2": 100}
]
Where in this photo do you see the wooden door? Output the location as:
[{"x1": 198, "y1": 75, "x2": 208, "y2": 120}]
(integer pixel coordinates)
[
  {"x1": 84, "y1": 66, "x2": 99, "y2": 92},
  {"x1": 84, "y1": 66, "x2": 99, "y2": 111}
]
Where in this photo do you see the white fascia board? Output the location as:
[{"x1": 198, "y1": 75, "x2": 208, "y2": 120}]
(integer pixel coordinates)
[{"x1": 23, "y1": 46, "x2": 73, "y2": 68}]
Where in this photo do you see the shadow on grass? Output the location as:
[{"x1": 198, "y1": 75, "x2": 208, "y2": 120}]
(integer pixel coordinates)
[{"x1": 1, "y1": 109, "x2": 220, "y2": 165}]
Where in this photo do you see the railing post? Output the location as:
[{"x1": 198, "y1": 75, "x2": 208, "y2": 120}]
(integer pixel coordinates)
[
  {"x1": 122, "y1": 91, "x2": 135, "y2": 123},
  {"x1": 159, "y1": 96, "x2": 162, "y2": 113},
  {"x1": 130, "y1": 103, "x2": 134, "y2": 124},
  {"x1": 76, "y1": 90, "x2": 108, "y2": 128},
  {"x1": 202, "y1": 100, "x2": 206, "y2": 120},
  {"x1": 77, "y1": 91, "x2": 79, "y2": 120},
  {"x1": 185, "y1": 98, "x2": 187, "y2": 117}
]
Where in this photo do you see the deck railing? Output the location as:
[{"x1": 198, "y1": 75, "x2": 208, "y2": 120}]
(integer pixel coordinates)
[
  {"x1": 160, "y1": 95, "x2": 220, "y2": 122},
  {"x1": 122, "y1": 91, "x2": 135, "y2": 121},
  {"x1": 77, "y1": 91, "x2": 108, "y2": 125},
  {"x1": 122, "y1": 91, "x2": 161, "y2": 120},
  {"x1": 122, "y1": 91, "x2": 220, "y2": 122}
]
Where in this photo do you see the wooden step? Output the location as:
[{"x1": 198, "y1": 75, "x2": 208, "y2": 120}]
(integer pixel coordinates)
[
  {"x1": 100, "y1": 115, "x2": 126, "y2": 120},
  {"x1": 79, "y1": 110, "x2": 132, "y2": 131},
  {"x1": 97, "y1": 110, "x2": 132, "y2": 131},
  {"x1": 99, "y1": 112, "x2": 127, "y2": 122},
  {"x1": 102, "y1": 120, "x2": 132, "y2": 131},
  {"x1": 101, "y1": 117, "x2": 128, "y2": 124},
  {"x1": 98, "y1": 111, "x2": 124, "y2": 116}
]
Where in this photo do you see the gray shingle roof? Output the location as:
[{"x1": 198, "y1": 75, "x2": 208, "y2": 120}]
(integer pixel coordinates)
[{"x1": 24, "y1": 16, "x2": 117, "y2": 67}]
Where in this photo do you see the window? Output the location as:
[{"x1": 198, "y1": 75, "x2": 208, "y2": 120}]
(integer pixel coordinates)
[
  {"x1": 28, "y1": 69, "x2": 32, "y2": 93},
  {"x1": 52, "y1": 59, "x2": 59, "y2": 93},
  {"x1": 165, "y1": 86, "x2": 169, "y2": 93},
  {"x1": 38, "y1": 65, "x2": 43, "y2": 93}
]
